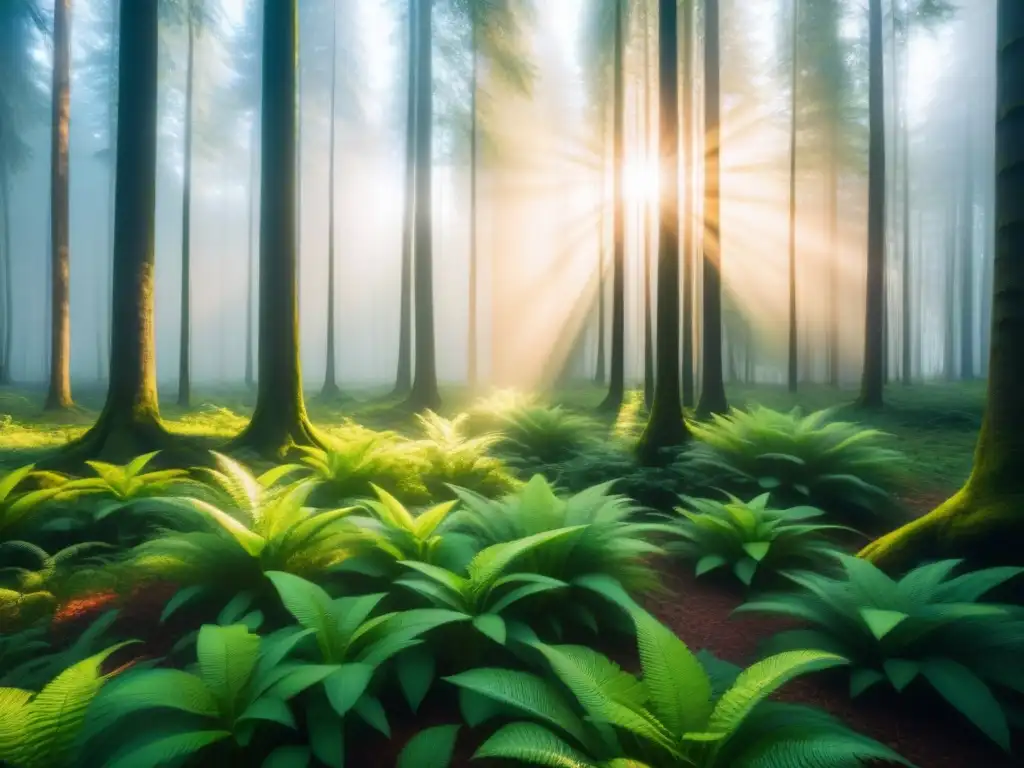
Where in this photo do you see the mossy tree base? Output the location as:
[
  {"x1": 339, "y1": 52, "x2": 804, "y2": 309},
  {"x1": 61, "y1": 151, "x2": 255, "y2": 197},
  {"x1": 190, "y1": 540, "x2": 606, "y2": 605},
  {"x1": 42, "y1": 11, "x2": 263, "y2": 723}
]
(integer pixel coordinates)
[
  {"x1": 596, "y1": 388, "x2": 624, "y2": 415},
  {"x1": 859, "y1": 485, "x2": 1024, "y2": 574},
  {"x1": 224, "y1": 409, "x2": 325, "y2": 462},
  {"x1": 636, "y1": 416, "x2": 689, "y2": 467},
  {"x1": 400, "y1": 387, "x2": 442, "y2": 415},
  {"x1": 48, "y1": 407, "x2": 192, "y2": 469}
]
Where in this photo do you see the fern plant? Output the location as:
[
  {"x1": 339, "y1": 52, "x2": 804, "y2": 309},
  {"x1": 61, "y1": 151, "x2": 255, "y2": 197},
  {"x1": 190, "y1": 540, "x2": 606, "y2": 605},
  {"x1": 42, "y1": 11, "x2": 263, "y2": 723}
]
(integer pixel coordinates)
[
  {"x1": 681, "y1": 406, "x2": 906, "y2": 531},
  {"x1": 59, "y1": 452, "x2": 190, "y2": 519},
  {"x1": 84, "y1": 623, "x2": 337, "y2": 768},
  {"x1": 451, "y1": 475, "x2": 665, "y2": 594},
  {"x1": 396, "y1": 527, "x2": 586, "y2": 646},
  {"x1": 663, "y1": 493, "x2": 850, "y2": 588},
  {"x1": 493, "y1": 405, "x2": 603, "y2": 465},
  {"x1": 126, "y1": 479, "x2": 361, "y2": 596},
  {"x1": 266, "y1": 570, "x2": 468, "y2": 751},
  {"x1": 0, "y1": 642, "x2": 133, "y2": 768},
  {"x1": 413, "y1": 411, "x2": 519, "y2": 499},
  {"x1": 735, "y1": 553, "x2": 1024, "y2": 750},
  {"x1": 445, "y1": 609, "x2": 912, "y2": 767},
  {"x1": 186, "y1": 451, "x2": 302, "y2": 517},
  {"x1": 0, "y1": 465, "x2": 67, "y2": 543}
]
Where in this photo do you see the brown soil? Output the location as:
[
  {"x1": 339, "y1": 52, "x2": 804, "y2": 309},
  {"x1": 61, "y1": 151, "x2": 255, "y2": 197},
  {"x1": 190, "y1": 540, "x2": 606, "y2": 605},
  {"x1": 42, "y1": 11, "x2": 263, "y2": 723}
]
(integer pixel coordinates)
[{"x1": 645, "y1": 562, "x2": 1018, "y2": 768}]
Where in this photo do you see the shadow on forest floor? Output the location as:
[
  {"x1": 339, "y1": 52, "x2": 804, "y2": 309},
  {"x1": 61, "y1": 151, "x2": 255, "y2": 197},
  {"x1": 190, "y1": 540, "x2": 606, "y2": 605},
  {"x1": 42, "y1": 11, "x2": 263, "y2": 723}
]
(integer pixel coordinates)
[{"x1": 0, "y1": 379, "x2": 985, "y2": 494}]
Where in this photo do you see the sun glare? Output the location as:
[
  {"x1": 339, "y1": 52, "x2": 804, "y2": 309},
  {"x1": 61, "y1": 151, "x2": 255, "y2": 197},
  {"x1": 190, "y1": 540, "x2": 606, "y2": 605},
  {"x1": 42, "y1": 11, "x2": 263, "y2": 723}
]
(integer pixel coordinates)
[{"x1": 622, "y1": 160, "x2": 660, "y2": 203}]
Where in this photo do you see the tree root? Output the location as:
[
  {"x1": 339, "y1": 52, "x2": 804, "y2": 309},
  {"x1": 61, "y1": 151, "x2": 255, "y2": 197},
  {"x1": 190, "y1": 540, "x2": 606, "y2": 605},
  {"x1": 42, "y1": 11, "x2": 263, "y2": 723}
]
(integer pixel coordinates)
[{"x1": 223, "y1": 409, "x2": 325, "y2": 462}]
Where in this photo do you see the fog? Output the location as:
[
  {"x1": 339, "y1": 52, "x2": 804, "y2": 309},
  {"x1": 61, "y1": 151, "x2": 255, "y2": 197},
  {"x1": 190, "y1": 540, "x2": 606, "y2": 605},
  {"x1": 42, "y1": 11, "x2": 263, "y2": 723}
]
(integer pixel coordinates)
[{"x1": 0, "y1": 0, "x2": 996, "y2": 393}]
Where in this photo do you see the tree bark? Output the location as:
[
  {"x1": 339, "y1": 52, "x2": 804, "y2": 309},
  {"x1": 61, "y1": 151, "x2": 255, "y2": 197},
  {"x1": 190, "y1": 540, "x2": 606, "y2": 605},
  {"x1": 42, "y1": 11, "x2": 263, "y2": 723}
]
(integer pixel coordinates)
[
  {"x1": 594, "y1": 129, "x2": 607, "y2": 386},
  {"x1": 786, "y1": 0, "x2": 799, "y2": 394},
  {"x1": 642, "y1": 1, "x2": 654, "y2": 410},
  {"x1": 857, "y1": 0, "x2": 886, "y2": 408},
  {"x1": 861, "y1": 0, "x2": 1024, "y2": 572},
  {"x1": 598, "y1": 0, "x2": 626, "y2": 414},
  {"x1": 226, "y1": 0, "x2": 322, "y2": 458},
  {"x1": 245, "y1": 113, "x2": 256, "y2": 389},
  {"x1": 321, "y1": 0, "x2": 340, "y2": 398},
  {"x1": 56, "y1": 0, "x2": 180, "y2": 464},
  {"x1": 637, "y1": 0, "x2": 691, "y2": 465},
  {"x1": 681, "y1": 0, "x2": 695, "y2": 408},
  {"x1": 468, "y1": 7, "x2": 479, "y2": 390},
  {"x1": 403, "y1": 0, "x2": 441, "y2": 412},
  {"x1": 944, "y1": 201, "x2": 957, "y2": 380},
  {"x1": 960, "y1": 120, "x2": 975, "y2": 380},
  {"x1": 177, "y1": 8, "x2": 195, "y2": 408},
  {"x1": 695, "y1": 0, "x2": 727, "y2": 419},
  {"x1": 393, "y1": 0, "x2": 417, "y2": 398},
  {"x1": 899, "y1": 5, "x2": 912, "y2": 385},
  {"x1": 45, "y1": 0, "x2": 73, "y2": 411}
]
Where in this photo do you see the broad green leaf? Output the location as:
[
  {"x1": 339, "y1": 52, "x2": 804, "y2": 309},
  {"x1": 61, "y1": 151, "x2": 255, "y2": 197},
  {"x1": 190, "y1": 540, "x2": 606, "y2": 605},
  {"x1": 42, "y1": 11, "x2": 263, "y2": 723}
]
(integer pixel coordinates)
[
  {"x1": 849, "y1": 668, "x2": 885, "y2": 697},
  {"x1": 196, "y1": 624, "x2": 260, "y2": 709},
  {"x1": 396, "y1": 647, "x2": 435, "y2": 713},
  {"x1": 397, "y1": 724, "x2": 460, "y2": 768},
  {"x1": 92, "y1": 669, "x2": 219, "y2": 724},
  {"x1": 883, "y1": 659, "x2": 919, "y2": 692},
  {"x1": 307, "y1": 695, "x2": 344, "y2": 768},
  {"x1": 858, "y1": 608, "x2": 909, "y2": 640},
  {"x1": 263, "y1": 745, "x2": 311, "y2": 768},
  {"x1": 266, "y1": 572, "x2": 340, "y2": 658},
  {"x1": 160, "y1": 585, "x2": 207, "y2": 624},
  {"x1": 106, "y1": 729, "x2": 232, "y2": 768},
  {"x1": 695, "y1": 555, "x2": 727, "y2": 576},
  {"x1": 237, "y1": 697, "x2": 297, "y2": 729},
  {"x1": 353, "y1": 694, "x2": 390, "y2": 736},
  {"x1": 743, "y1": 542, "x2": 771, "y2": 563},
  {"x1": 323, "y1": 663, "x2": 374, "y2": 717},
  {"x1": 921, "y1": 658, "x2": 1011, "y2": 751},
  {"x1": 474, "y1": 722, "x2": 596, "y2": 768}
]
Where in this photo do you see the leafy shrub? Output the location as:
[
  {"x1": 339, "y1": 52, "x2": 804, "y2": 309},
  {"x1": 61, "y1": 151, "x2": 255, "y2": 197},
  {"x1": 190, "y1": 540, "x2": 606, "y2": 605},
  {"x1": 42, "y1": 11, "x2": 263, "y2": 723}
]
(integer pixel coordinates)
[
  {"x1": 451, "y1": 475, "x2": 664, "y2": 594},
  {"x1": 663, "y1": 492, "x2": 850, "y2": 588},
  {"x1": 0, "y1": 465, "x2": 67, "y2": 543},
  {"x1": 446, "y1": 608, "x2": 910, "y2": 767},
  {"x1": 492, "y1": 405, "x2": 603, "y2": 466},
  {"x1": 412, "y1": 411, "x2": 519, "y2": 499},
  {"x1": 0, "y1": 540, "x2": 116, "y2": 606},
  {"x1": 682, "y1": 406, "x2": 907, "y2": 531},
  {"x1": 126, "y1": 479, "x2": 361, "y2": 594},
  {"x1": 84, "y1": 623, "x2": 336, "y2": 767},
  {"x1": 736, "y1": 553, "x2": 1024, "y2": 750},
  {"x1": 283, "y1": 425, "x2": 430, "y2": 505},
  {"x1": 463, "y1": 389, "x2": 540, "y2": 435},
  {"x1": 0, "y1": 642, "x2": 133, "y2": 768}
]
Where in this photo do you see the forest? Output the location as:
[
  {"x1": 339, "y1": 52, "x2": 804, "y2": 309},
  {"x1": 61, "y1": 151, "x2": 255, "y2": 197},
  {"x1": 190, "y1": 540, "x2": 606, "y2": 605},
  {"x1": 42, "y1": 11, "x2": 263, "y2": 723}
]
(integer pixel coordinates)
[{"x1": 0, "y1": 0, "x2": 1019, "y2": 766}]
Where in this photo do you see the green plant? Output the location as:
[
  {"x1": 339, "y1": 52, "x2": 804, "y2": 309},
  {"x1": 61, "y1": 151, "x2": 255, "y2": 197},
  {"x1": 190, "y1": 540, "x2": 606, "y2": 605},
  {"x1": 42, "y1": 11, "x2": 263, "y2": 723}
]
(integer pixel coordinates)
[
  {"x1": 60, "y1": 452, "x2": 189, "y2": 515},
  {"x1": 663, "y1": 493, "x2": 850, "y2": 588},
  {"x1": 682, "y1": 406, "x2": 907, "y2": 531},
  {"x1": 187, "y1": 451, "x2": 303, "y2": 517},
  {"x1": 493, "y1": 405, "x2": 602, "y2": 465},
  {"x1": 0, "y1": 540, "x2": 116, "y2": 600},
  {"x1": 735, "y1": 554, "x2": 1024, "y2": 750},
  {"x1": 126, "y1": 479, "x2": 361, "y2": 594},
  {"x1": 445, "y1": 609, "x2": 912, "y2": 767},
  {"x1": 0, "y1": 642, "x2": 134, "y2": 768},
  {"x1": 413, "y1": 411, "x2": 519, "y2": 499},
  {"x1": 283, "y1": 427, "x2": 430, "y2": 505},
  {"x1": 0, "y1": 465, "x2": 67, "y2": 543},
  {"x1": 396, "y1": 527, "x2": 587, "y2": 645},
  {"x1": 266, "y1": 570, "x2": 468, "y2": 744},
  {"x1": 451, "y1": 475, "x2": 664, "y2": 594},
  {"x1": 85, "y1": 623, "x2": 336, "y2": 768}
]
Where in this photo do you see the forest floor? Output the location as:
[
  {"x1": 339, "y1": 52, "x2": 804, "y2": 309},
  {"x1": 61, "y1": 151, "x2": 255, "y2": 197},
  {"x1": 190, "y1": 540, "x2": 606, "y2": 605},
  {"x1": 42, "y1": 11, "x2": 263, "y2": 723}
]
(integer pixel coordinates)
[{"x1": 0, "y1": 379, "x2": 985, "y2": 499}]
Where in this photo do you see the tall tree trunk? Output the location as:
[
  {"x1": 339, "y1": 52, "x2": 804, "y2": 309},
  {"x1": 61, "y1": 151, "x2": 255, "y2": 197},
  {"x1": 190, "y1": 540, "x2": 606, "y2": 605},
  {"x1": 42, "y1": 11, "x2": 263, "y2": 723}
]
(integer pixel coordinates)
[
  {"x1": 227, "y1": 0, "x2": 321, "y2": 457},
  {"x1": 58, "y1": 0, "x2": 175, "y2": 463},
  {"x1": 960, "y1": 121, "x2": 975, "y2": 380},
  {"x1": 696, "y1": 0, "x2": 727, "y2": 418},
  {"x1": 45, "y1": 0, "x2": 73, "y2": 410},
  {"x1": 786, "y1": 0, "x2": 799, "y2": 394},
  {"x1": 681, "y1": 0, "x2": 695, "y2": 407},
  {"x1": 393, "y1": 0, "x2": 417, "y2": 397},
  {"x1": 102, "y1": 0, "x2": 119, "y2": 383},
  {"x1": 594, "y1": 138, "x2": 607, "y2": 386},
  {"x1": 642, "y1": 1, "x2": 654, "y2": 410},
  {"x1": 404, "y1": 0, "x2": 441, "y2": 412},
  {"x1": 944, "y1": 201, "x2": 957, "y2": 379},
  {"x1": 899, "y1": 3, "x2": 912, "y2": 385},
  {"x1": 861, "y1": 0, "x2": 1024, "y2": 570},
  {"x1": 0, "y1": 170, "x2": 10, "y2": 386},
  {"x1": 467, "y1": 8, "x2": 479, "y2": 390},
  {"x1": 598, "y1": 0, "x2": 626, "y2": 414},
  {"x1": 177, "y1": 9, "x2": 195, "y2": 408},
  {"x1": 826, "y1": 129, "x2": 839, "y2": 386},
  {"x1": 858, "y1": 0, "x2": 886, "y2": 408},
  {"x1": 638, "y1": 0, "x2": 690, "y2": 464},
  {"x1": 245, "y1": 113, "x2": 256, "y2": 389},
  {"x1": 321, "y1": 1, "x2": 340, "y2": 398}
]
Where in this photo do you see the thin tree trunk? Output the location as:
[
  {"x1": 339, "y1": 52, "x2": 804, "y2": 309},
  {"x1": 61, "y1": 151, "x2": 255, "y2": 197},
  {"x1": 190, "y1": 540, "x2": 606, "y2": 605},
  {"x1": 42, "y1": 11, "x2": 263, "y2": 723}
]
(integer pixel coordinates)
[
  {"x1": 960, "y1": 120, "x2": 975, "y2": 380},
  {"x1": 899, "y1": 1, "x2": 912, "y2": 385},
  {"x1": 393, "y1": 0, "x2": 417, "y2": 397},
  {"x1": 245, "y1": 112, "x2": 256, "y2": 388},
  {"x1": 103, "y1": 0, "x2": 119, "y2": 383},
  {"x1": 638, "y1": 0, "x2": 690, "y2": 464},
  {"x1": 681, "y1": 0, "x2": 695, "y2": 407},
  {"x1": 467, "y1": 9, "x2": 479, "y2": 390},
  {"x1": 177, "y1": 9, "x2": 195, "y2": 408},
  {"x1": 642, "y1": 1, "x2": 654, "y2": 410},
  {"x1": 944, "y1": 202, "x2": 957, "y2": 379},
  {"x1": 0, "y1": 170, "x2": 10, "y2": 386},
  {"x1": 45, "y1": 0, "x2": 73, "y2": 410},
  {"x1": 227, "y1": 0, "x2": 322, "y2": 458},
  {"x1": 858, "y1": 0, "x2": 886, "y2": 408},
  {"x1": 404, "y1": 0, "x2": 441, "y2": 412},
  {"x1": 861, "y1": 0, "x2": 1024, "y2": 570},
  {"x1": 598, "y1": 0, "x2": 626, "y2": 413},
  {"x1": 696, "y1": 0, "x2": 727, "y2": 418},
  {"x1": 787, "y1": 0, "x2": 799, "y2": 393},
  {"x1": 595, "y1": 118, "x2": 607, "y2": 386},
  {"x1": 322, "y1": 0, "x2": 340, "y2": 398},
  {"x1": 826, "y1": 130, "x2": 839, "y2": 386}
]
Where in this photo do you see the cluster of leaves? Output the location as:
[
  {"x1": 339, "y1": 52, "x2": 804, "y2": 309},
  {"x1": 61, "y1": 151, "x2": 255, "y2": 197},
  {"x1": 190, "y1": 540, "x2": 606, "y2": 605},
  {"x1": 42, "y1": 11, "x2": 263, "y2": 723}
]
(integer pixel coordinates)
[
  {"x1": 681, "y1": 406, "x2": 909, "y2": 532},
  {"x1": 737, "y1": 554, "x2": 1024, "y2": 750},
  {"x1": 662, "y1": 492, "x2": 851, "y2": 588}
]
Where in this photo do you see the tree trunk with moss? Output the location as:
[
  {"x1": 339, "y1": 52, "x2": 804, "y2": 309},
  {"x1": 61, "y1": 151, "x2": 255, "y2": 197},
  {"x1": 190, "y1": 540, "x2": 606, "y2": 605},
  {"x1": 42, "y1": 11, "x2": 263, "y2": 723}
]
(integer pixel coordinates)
[
  {"x1": 45, "y1": 0, "x2": 73, "y2": 411},
  {"x1": 637, "y1": 0, "x2": 690, "y2": 465},
  {"x1": 861, "y1": 0, "x2": 1024, "y2": 572},
  {"x1": 857, "y1": 0, "x2": 886, "y2": 408},
  {"x1": 598, "y1": 0, "x2": 626, "y2": 414},
  {"x1": 696, "y1": 0, "x2": 727, "y2": 419},
  {"x1": 403, "y1": 0, "x2": 441, "y2": 412},
  {"x1": 227, "y1": 0, "x2": 321, "y2": 458},
  {"x1": 56, "y1": 0, "x2": 178, "y2": 463}
]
